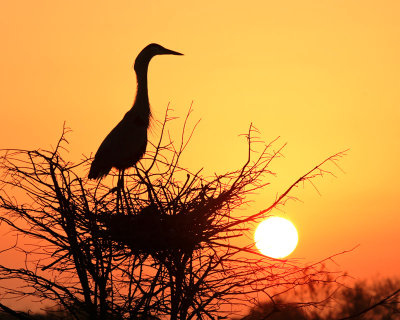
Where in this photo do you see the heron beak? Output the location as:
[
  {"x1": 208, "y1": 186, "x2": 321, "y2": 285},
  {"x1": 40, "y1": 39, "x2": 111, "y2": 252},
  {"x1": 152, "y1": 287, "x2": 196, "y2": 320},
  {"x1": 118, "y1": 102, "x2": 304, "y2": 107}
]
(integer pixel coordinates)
[{"x1": 163, "y1": 48, "x2": 184, "y2": 56}]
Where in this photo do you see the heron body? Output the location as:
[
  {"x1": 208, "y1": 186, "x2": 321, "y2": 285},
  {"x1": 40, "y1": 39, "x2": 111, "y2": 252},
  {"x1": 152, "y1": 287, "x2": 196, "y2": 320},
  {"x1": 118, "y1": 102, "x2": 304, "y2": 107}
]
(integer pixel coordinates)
[{"x1": 89, "y1": 43, "x2": 183, "y2": 180}]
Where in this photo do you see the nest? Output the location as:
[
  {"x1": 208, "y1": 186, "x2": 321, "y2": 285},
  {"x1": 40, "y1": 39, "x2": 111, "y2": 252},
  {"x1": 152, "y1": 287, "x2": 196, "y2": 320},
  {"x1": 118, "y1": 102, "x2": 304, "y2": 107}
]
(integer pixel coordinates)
[{"x1": 103, "y1": 203, "x2": 216, "y2": 255}]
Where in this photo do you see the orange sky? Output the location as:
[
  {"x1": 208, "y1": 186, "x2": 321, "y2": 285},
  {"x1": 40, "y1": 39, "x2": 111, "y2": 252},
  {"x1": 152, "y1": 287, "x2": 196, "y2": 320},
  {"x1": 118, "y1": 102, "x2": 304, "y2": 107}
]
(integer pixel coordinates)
[{"x1": 1, "y1": 0, "x2": 400, "y2": 283}]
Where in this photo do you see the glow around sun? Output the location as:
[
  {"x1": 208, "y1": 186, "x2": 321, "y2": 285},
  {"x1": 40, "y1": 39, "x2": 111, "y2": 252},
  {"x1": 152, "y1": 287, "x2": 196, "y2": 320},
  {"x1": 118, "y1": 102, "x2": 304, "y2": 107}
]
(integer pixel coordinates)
[{"x1": 254, "y1": 217, "x2": 298, "y2": 259}]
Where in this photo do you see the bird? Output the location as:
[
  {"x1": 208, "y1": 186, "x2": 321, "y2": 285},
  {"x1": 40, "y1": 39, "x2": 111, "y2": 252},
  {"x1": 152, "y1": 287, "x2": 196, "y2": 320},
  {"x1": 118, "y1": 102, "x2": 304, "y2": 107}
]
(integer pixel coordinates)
[{"x1": 88, "y1": 43, "x2": 183, "y2": 181}]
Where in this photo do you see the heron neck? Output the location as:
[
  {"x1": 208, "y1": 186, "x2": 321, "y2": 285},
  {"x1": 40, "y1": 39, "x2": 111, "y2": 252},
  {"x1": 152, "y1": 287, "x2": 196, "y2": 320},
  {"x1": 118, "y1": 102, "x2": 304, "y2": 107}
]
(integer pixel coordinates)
[{"x1": 133, "y1": 65, "x2": 150, "y2": 117}]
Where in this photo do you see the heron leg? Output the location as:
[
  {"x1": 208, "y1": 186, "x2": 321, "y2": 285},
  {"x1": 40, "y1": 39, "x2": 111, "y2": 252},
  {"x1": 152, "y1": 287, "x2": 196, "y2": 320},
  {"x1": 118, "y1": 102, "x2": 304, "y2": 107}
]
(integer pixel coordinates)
[
  {"x1": 120, "y1": 170, "x2": 132, "y2": 214},
  {"x1": 116, "y1": 170, "x2": 124, "y2": 215},
  {"x1": 117, "y1": 169, "x2": 131, "y2": 215}
]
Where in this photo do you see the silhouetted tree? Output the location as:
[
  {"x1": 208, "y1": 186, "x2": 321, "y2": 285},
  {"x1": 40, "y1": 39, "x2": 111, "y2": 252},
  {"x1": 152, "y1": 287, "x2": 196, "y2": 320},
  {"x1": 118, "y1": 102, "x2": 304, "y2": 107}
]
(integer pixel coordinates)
[
  {"x1": 237, "y1": 298, "x2": 309, "y2": 320},
  {"x1": 329, "y1": 278, "x2": 400, "y2": 320},
  {"x1": 238, "y1": 277, "x2": 400, "y2": 320},
  {"x1": 0, "y1": 107, "x2": 347, "y2": 319}
]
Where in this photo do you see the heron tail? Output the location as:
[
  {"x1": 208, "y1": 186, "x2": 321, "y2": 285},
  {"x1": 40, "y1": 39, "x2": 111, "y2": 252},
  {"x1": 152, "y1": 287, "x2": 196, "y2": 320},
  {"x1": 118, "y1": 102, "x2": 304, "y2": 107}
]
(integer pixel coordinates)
[{"x1": 88, "y1": 159, "x2": 111, "y2": 180}]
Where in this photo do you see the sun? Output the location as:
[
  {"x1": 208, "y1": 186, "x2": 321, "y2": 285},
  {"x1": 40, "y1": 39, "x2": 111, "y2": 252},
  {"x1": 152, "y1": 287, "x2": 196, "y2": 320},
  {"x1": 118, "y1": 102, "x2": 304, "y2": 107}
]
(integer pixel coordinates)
[{"x1": 254, "y1": 217, "x2": 298, "y2": 258}]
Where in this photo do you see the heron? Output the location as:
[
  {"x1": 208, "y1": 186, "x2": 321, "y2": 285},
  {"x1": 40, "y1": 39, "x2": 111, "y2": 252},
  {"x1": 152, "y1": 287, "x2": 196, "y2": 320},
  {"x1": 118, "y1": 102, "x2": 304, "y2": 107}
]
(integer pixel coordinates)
[{"x1": 88, "y1": 43, "x2": 183, "y2": 184}]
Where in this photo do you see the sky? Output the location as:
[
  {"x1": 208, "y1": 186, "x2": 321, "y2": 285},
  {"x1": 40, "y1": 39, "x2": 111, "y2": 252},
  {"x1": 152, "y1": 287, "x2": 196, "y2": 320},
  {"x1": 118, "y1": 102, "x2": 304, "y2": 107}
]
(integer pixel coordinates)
[{"x1": 1, "y1": 0, "x2": 399, "y2": 291}]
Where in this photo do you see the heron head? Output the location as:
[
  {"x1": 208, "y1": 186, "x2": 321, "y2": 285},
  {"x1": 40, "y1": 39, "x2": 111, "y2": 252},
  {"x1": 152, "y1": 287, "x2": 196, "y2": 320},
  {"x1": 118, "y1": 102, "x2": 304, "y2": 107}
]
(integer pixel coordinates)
[{"x1": 134, "y1": 43, "x2": 183, "y2": 71}]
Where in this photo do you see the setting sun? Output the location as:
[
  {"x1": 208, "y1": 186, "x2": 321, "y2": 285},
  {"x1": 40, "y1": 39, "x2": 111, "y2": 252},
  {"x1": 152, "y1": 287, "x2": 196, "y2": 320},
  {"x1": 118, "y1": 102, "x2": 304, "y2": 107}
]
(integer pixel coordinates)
[{"x1": 255, "y1": 217, "x2": 298, "y2": 259}]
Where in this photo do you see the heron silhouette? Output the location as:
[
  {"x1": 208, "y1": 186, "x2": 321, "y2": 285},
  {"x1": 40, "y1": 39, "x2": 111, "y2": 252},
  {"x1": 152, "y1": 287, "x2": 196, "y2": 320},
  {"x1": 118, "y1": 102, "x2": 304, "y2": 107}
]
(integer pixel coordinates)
[{"x1": 89, "y1": 43, "x2": 183, "y2": 186}]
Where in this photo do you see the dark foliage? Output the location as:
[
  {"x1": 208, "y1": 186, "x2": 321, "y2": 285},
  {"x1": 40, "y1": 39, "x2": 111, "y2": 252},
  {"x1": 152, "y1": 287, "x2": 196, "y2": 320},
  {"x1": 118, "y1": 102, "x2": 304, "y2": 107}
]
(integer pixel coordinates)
[{"x1": 238, "y1": 277, "x2": 400, "y2": 320}]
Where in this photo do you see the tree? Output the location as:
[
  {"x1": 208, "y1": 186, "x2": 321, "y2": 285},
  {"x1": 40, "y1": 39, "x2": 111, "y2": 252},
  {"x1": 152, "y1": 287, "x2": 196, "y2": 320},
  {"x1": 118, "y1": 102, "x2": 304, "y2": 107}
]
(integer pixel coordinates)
[
  {"x1": 239, "y1": 277, "x2": 400, "y2": 319},
  {"x1": 0, "y1": 107, "x2": 346, "y2": 319},
  {"x1": 330, "y1": 278, "x2": 400, "y2": 320}
]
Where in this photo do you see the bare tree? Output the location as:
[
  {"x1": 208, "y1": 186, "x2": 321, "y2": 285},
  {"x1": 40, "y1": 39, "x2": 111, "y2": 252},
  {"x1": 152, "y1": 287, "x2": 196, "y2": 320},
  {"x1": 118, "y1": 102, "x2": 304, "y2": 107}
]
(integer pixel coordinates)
[{"x1": 0, "y1": 106, "x2": 347, "y2": 319}]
